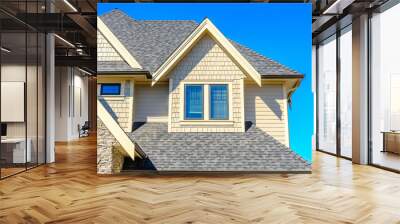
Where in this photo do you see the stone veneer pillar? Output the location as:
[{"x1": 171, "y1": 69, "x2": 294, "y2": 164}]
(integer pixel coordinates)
[{"x1": 97, "y1": 118, "x2": 125, "y2": 174}]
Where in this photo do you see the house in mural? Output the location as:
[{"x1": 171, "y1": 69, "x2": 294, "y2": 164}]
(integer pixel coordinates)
[{"x1": 97, "y1": 9, "x2": 310, "y2": 174}]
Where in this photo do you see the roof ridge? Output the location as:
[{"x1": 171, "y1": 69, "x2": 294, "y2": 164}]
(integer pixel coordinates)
[
  {"x1": 138, "y1": 19, "x2": 197, "y2": 23},
  {"x1": 101, "y1": 9, "x2": 137, "y2": 23},
  {"x1": 99, "y1": 12, "x2": 302, "y2": 77},
  {"x1": 102, "y1": 10, "x2": 198, "y2": 24},
  {"x1": 100, "y1": 8, "x2": 121, "y2": 17}
]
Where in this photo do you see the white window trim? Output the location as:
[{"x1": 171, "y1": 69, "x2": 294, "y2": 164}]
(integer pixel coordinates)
[{"x1": 179, "y1": 81, "x2": 233, "y2": 122}]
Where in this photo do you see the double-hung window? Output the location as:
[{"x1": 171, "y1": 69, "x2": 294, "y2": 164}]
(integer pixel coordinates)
[
  {"x1": 184, "y1": 84, "x2": 204, "y2": 119},
  {"x1": 209, "y1": 84, "x2": 229, "y2": 120}
]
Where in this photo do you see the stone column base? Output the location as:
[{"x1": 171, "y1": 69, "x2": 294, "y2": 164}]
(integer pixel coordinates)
[{"x1": 97, "y1": 118, "x2": 125, "y2": 174}]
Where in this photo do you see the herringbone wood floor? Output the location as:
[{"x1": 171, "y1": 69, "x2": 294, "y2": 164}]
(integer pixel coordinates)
[{"x1": 1, "y1": 135, "x2": 400, "y2": 224}]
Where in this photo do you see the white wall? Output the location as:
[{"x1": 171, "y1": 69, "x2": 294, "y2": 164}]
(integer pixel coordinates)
[
  {"x1": 72, "y1": 72, "x2": 89, "y2": 138},
  {"x1": 55, "y1": 67, "x2": 68, "y2": 140},
  {"x1": 1, "y1": 63, "x2": 46, "y2": 164},
  {"x1": 1, "y1": 64, "x2": 32, "y2": 138},
  {"x1": 54, "y1": 67, "x2": 89, "y2": 141},
  {"x1": 1, "y1": 64, "x2": 26, "y2": 143}
]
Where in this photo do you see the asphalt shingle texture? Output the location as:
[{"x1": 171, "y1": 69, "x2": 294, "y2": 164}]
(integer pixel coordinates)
[
  {"x1": 128, "y1": 123, "x2": 310, "y2": 172},
  {"x1": 97, "y1": 61, "x2": 143, "y2": 73},
  {"x1": 100, "y1": 9, "x2": 302, "y2": 77}
]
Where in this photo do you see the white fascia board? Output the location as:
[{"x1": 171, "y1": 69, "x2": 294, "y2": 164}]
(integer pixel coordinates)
[
  {"x1": 97, "y1": 17, "x2": 142, "y2": 70},
  {"x1": 152, "y1": 18, "x2": 262, "y2": 86}
]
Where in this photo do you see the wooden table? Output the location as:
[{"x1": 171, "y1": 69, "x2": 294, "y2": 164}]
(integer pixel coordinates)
[{"x1": 382, "y1": 131, "x2": 400, "y2": 154}]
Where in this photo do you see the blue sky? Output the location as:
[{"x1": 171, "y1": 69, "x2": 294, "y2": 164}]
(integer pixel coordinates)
[{"x1": 98, "y1": 3, "x2": 313, "y2": 161}]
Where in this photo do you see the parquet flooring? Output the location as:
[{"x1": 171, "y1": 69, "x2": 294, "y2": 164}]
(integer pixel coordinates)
[
  {"x1": 1, "y1": 135, "x2": 400, "y2": 223},
  {"x1": 1, "y1": 167, "x2": 26, "y2": 178}
]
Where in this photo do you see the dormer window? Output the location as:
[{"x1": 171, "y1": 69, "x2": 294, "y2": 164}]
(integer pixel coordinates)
[
  {"x1": 183, "y1": 83, "x2": 230, "y2": 121},
  {"x1": 184, "y1": 84, "x2": 204, "y2": 120},
  {"x1": 209, "y1": 84, "x2": 229, "y2": 120}
]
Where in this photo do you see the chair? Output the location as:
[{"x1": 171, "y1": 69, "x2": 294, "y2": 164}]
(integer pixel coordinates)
[{"x1": 78, "y1": 121, "x2": 90, "y2": 138}]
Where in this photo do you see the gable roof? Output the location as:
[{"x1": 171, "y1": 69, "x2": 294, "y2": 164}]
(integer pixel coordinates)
[
  {"x1": 98, "y1": 9, "x2": 302, "y2": 80},
  {"x1": 151, "y1": 18, "x2": 262, "y2": 86},
  {"x1": 99, "y1": 10, "x2": 196, "y2": 74}
]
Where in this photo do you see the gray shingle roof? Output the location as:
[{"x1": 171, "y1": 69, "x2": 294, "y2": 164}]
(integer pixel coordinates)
[
  {"x1": 97, "y1": 61, "x2": 143, "y2": 73},
  {"x1": 100, "y1": 9, "x2": 302, "y2": 78},
  {"x1": 100, "y1": 10, "x2": 197, "y2": 74},
  {"x1": 231, "y1": 41, "x2": 301, "y2": 76},
  {"x1": 128, "y1": 122, "x2": 310, "y2": 172}
]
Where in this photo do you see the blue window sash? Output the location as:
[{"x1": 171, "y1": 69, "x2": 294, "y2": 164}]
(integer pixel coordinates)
[
  {"x1": 184, "y1": 84, "x2": 204, "y2": 120},
  {"x1": 209, "y1": 84, "x2": 229, "y2": 120},
  {"x1": 100, "y1": 83, "x2": 121, "y2": 95}
]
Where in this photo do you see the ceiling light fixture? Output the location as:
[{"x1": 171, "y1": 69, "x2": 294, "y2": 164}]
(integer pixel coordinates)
[
  {"x1": 1, "y1": 47, "x2": 11, "y2": 53},
  {"x1": 322, "y1": 0, "x2": 355, "y2": 15},
  {"x1": 54, "y1": 34, "x2": 75, "y2": 48},
  {"x1": 63, "y1": 0, "x2": 78, "y2": 12},
  {"x1": 78, "y1": 67, "x2": 93, "y2": 76},
  {"x1": 76, "y1": 49, "x2": 87, "y2": 56}
]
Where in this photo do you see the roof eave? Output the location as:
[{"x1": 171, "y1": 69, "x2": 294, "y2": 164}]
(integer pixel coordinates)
[
  {"x1": 97, "y1": 71, "x2": 152, "y2": 79},
  {"x1": 261, "y1": 74, "x2": 304, "y2": 79}
]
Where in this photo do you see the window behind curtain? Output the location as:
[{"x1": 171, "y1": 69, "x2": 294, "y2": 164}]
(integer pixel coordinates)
[
  {"x1": 210, "y1": 84, "x2": 228, "y2": 120},
  {"x1": 317, "y1": 35, "x2": 337, "y2": 154},
  {"x1": 185, "y1": 85, "x2": 203, "y2": 119},
  {"x1": 100, "y1": 83, "x2": 121, "y2": 95},
  {"x1": 390, "y1": 74, "x2": 400, "y2": 130},
  {"x1": 340, "y1": 26, "x2": 352, "y2": 158}
]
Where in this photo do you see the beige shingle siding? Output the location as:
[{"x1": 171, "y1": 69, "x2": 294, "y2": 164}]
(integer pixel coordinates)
[
  {"x1": 97, "y1": 31, "x2": 124, "y2": 62},
  {"x1": 244, "y1": 84, "x2": 288, "y2": 145},
  {"x1": 100, "y1": 96, "x2": 132, "y2": 132},
  {"x1": 169, "y1": 35, "x2": 245, "y2": 132}
]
